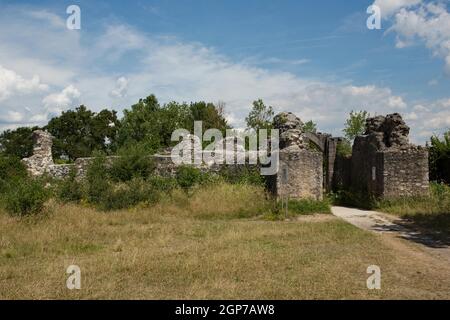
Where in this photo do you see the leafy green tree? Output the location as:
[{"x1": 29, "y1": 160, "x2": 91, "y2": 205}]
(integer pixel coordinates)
[
  {"x1": 343, "y1": 110, "x2": 369, "y2": 142},
  {"x1": 429, "y1": 132, "x2": 450, "y2": 184},
  {"x1": 159, "y1": 101, "x2": 192, "y2": 146},
  {"x1": 189, "y1": 101, "x2": 229, "y2": 133},
  {"x1": 302, "y1": 120, "x2": 317, "y2": 133},
  {"x1": 45, "y1": 105, "x2": 120, "y2": 160},
  {"x1": 118, "y1": 95, "x2": 229, "y2": 152},
  {"x1": 0, "y1": 126, "x2": 39, "y2": 158},
  {"x1": 245, "y1": 99, "x2": 274, "y2": 131},
  {"x1": 118, "y1": 95, "x2": 162, "y2": 152}
]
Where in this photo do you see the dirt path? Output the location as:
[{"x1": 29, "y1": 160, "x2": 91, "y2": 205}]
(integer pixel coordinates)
[{"x1": 331, "y1": 206, "x2": 450, "y2": 265}]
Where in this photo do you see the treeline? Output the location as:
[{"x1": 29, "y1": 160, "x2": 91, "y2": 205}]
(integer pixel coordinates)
[{"x1": 0, "y1": 94, "x2": 229, "y2": 161}]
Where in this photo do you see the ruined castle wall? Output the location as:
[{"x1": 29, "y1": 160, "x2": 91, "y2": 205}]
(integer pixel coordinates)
[
  {"x1": 332, "y1": 155, "x2": 351, "y2": 191},
  {"x1": 350, "y1": 136, "x2": 384, "y2": 196},
  {"x1": 271, "y1": 150, "x2": 323, "y2": 200},
  {"x1": 381, "y1": 149, "x2": 429, "y2": 198}
]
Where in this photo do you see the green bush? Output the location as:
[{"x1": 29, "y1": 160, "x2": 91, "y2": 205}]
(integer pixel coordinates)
[
  {"x1": 147, "y1": 175, "x2": 178, "y2": 193},
  {"x1": 219, "y1": 166, "x2": 264, "y2": 186},
  {"x1": 109, "y1": 143, "x2": 155, "y2": 182},
  {"x1": 55, "y1": 168, "x2": 83, "y2": 203},
  {"x1": 0, "y1": 156, "x2": 28, "y2": 192},
  {"x1": 175, "y1": 166, "x2": 205, "y2": 189},
  {"x1": 2, "y1": 177, "x2": 50, "y2": 216},
  {"x1": 99, "y1": 178, "x2": 159, "y2": 211},
  {"x1": 85, "y1": 153, "x2": 110, "y2": 205}
]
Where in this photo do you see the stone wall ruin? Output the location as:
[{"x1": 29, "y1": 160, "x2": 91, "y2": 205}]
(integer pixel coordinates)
[{"x1": 21, "y1": 112, "x2": 429, "y2": 202}]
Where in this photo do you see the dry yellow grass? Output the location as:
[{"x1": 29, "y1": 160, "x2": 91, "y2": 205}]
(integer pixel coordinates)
[{"x1": 1, "y1": 183, "x2": 449, "y2": 299}]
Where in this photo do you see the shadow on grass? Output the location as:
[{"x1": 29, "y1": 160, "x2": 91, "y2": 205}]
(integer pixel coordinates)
[{"x1": 395, "y1": 212, "x2": 450, "y2": 247}]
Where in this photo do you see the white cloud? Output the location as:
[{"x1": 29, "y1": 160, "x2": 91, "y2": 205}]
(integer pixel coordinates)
[
  {"x1": 0, "y1": 111, "x2": 24, "y2": 123},
  {"x1": 388, "y1": 96, "x2": 407, "y2": 109},
  {"x1": 387, "y1": 2, "x2": 450, "y2": 73},
  {"x1": 0, "y1": 65, "x2": 48, "y2": 101},
  {"x1": 42, "y1": 85, "x2": 81, "y2": 115},
  {"x1": 109, "y1": 77, "x2": 129, "y2": 98},
  {"x1": 373, "y1": 0, "x2": 422, "y2": 17}
]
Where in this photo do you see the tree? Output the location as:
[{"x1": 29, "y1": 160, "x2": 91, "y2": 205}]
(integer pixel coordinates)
[
  {"x1": 343, "y1": 110, "x2": 369, "y2": 142},
  {"x1": 118, "y1": 95, "x2": 230, "y2": 152},
  {"x1": 245, "y1": 99, "x2": 274, "y2": 131},
  {"x1": 189, "y1": 101, "x2": 229, "y2": 134},
  {"x1": 46, "y1": 105, "x2": 120, "y2": 160},
  {"x1": 302, "y1": 120, "x2": 317, "y2": 133},
  {"x1": 429, "y1": 131, "x2": 450, "y2": 184},
  {"x1": 119, "y1": 94, "x2": 171, "y2": 153},
  {"x1": 0, "y1": 126, "x2": 39, "y2": 159}
]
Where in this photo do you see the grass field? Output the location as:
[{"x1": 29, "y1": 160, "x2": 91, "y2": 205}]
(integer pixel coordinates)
[{"x1": 1, "y1": 183, "x2": 449, "y2": 300}]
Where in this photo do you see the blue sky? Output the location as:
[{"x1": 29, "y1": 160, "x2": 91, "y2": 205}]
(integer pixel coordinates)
[{"x1": 0, "y1": 0, "x2": 449, "y2": 143}]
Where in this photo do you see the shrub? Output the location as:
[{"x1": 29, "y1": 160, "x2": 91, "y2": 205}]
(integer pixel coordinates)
[
  {"x1": 109, "y1": 143, "x2": 155, "y2": 182},
  {"x1": 219, "y1": 166, "x2": 264, "y2": 186},
  {"x1": 0, "y1": 156, "x2": 27, "y2": 191},
  {"x1": 2, "y1": 177, "x2": 50, "y2": 216},
  {"x1": 175, "y1": 166, "x2": 204, "y2": 190},
  {"x1": 55, "y1": 168, "x2": 83, "y2": 203},
  {"x1": 99, "y1": 178, "x2": 159, "y2": 211},
  {"x1": 147, "y1": 175, "x2": 178, "y2": 193},
  {"x1": 85, "y1": 153, "x2": 110, "y2": 205}
]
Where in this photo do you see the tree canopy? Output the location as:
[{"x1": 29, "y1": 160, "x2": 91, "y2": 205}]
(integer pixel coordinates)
[
  {"x1": 245, "y1": 99, "x2": 274, "y2": 131},
  {"x1": 45, "y1": 105, "x2": 120, "y2": 160},
  {"x1": 343, "y1": 110, "x2": 369, "y2": 142},
  {"x1": 0, "y1": 126, "x2": 39, "y2": 159}
]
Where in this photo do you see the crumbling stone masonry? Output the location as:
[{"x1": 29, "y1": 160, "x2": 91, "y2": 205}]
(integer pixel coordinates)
[
  {"x1": 350, "y1": 113, "x2": 429, "y2": 198},
  {"x1": 269, "y1": 112, "x2": 323, "y2": 200},
  {"x1": 22, "y1": 130, "x2": 55, "y2": 176},
  {"x1": 21, "y1": 112, "x2": 428, "y2": 202}
]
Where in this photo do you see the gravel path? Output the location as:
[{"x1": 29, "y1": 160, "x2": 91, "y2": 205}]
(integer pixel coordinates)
[{"x1": 331, "y1": 206, "x2": 450, "y2": 264}]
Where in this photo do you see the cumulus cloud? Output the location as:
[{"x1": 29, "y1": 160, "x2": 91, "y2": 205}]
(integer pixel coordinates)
[
  {"x1": 384, "y1": 2, "x2": 450, "y2": 73},
  {"x1": 0, "y1": 65, "x2": 48, "y2": 101},
  {"x1": 109, "y1": 77, "x2": 129, "y2": 98},
  {"x1": 0, "y1": 111, "x2": 24, "y2": 124},
  {"x1": 373, "y1": 0, "x2": 422, "y2": 17},
  {"x1": 42, "y1": 85, "x2": 81, "y2": 115}
]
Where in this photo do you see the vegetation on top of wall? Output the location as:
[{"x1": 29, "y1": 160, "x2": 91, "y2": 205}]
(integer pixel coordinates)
[
  {"x1": 343, "y1": 110, "x2": 369, "y2": 142},
  {"x1": 336, "y1": 139, "x2": 352, "y2": 157}
]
